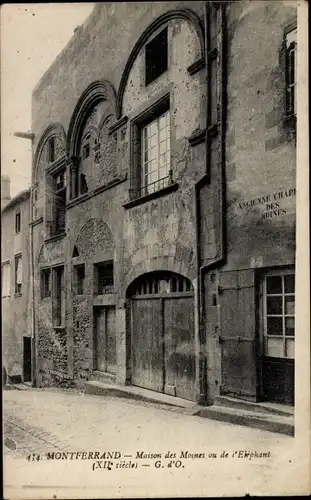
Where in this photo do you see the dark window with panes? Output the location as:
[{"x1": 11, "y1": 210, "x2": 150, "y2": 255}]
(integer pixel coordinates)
[
  {"x1": 82, "y1": 143, "x2": 90, "y2": 160},
  {"x1": 48, "y1": 137, "x2": 56, "y2": 163},
  {"x1": 52, "y1": 170, "x2": 66, "y2": 235},
  {"x1": 285, "y1": 29, "x2": 297, "y2": 117},
  {"x1": 15, "y1": 212, "x2": 21, "y2": 233},
  {"x1": 53, "y1": 266, "x2": 64, "y2": 326},
  {"x1": 40, "y1": 268, "x2": 51, "y2": 299},
  {"x1": 145, "y1": 27, "x2": 168, "y2": 86},
  {"x1": 95, "y1": 261, "x2": 114, "y2": 295},
  {"x1": 74, "y1": 264, "x2": 85, "y2": 295}
]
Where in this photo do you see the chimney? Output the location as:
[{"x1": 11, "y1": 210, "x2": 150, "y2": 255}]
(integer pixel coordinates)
[
  {"x1": 1, "y1": 175, "x2": 11, "y2": 209},
  {"x1": 74, "y1": 26, "x2": 80, "y2": 34}
]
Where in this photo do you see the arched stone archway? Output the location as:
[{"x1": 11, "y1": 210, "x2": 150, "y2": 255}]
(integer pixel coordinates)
[
  {"x1": 126, "y1": 270, "x2": 196, "y2": 401},
  {"x1": 72, "y1": 218, "x2": 114, "y2": 261}
]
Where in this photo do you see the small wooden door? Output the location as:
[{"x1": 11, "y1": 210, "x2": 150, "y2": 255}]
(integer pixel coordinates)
[
  {"x1": 94, "y1": 307, "x2": 116, "y2": 374},
  {"x1": 219, "y1": 270, "x2": 257, "y2": 401},
  {"x1": 131, "y1": 298, "x2": 164, "y2": 392},
  {"x1": 23, "y1": 337, "x2": 32, "y2": 382}
]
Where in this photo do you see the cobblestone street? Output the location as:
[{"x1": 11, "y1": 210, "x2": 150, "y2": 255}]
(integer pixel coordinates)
[{"x1": 3, "y1": 387, "x2": 303, "y2": 499}]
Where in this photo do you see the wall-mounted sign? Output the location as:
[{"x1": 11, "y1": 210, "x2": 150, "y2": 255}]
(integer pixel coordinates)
[{"x1": 238, "y1": 188, "x2": 296, "y2": 220}]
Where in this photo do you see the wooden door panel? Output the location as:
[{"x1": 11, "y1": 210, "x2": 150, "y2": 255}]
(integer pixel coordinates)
[
  {"x1": 164, "y1": 297, "x2": 195, "y2": 401},
  {"x1": 95, "y1": 308, "x2": 107, "y2": 372},
  {"x1": 131, "y1": 298, "x2": 163, "y2": 392},
  {"x1": 95, "y1": 307, "x2": 116, "y2": 374},
  {"x1": 219, "y1": 270, "x2": 257, "y2": 400},
  {"x1": 106, "y1": 307, "x2": 116, "y2": 374},
  {"x1": 221, "y1": 339, "x2": 256, "y2": 398}
]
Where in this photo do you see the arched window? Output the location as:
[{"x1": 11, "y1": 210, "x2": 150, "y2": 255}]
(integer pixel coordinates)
[{"x1": 127, "y1": 271, "x2": 193, "y2": 297}]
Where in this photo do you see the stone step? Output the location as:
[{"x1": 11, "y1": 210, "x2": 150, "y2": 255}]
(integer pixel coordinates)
[
  {"x1": 10, "y1": 383, "x2": 31, "y2": 391},
  {"x1": 84, "y1": 380, "x2": 197, "y2": 409},
  {"x1": 215, "y1": 395, "x2": 294, "y2": 417},
  {"x1": 195, "y1": 405, "x2": 294, "y2": 436},
  {"x1": 90, "y1": 371, "x2": 117, "y2": 384}
]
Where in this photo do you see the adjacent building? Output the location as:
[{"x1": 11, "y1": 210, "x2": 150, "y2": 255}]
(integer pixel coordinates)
[
  {"x1": 29, "y1": 1, "x2": 297, "y2": 408},
  {"x1": 1, "y1": 179, "x2": 32, "y2": 384}
]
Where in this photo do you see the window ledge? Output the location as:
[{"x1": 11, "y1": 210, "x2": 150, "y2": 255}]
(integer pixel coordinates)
[
  {"x1": 44, "y1": 232, "x2": 66, "y2": 243},
  {"x1": 123, "y1": 182, "x2": 179, "y2": 209},
  {"x1": 53, "y1": 326, "x2": 65, "y2": 331},
  {"x1": 187, "y1": 57, "x2": 205, "y2": 76},
  {"x1": 29, "y1": 217, "x2": 43, "y2": 227},
  {"x1": 66, "y1": 177, "x2": 127, "y2": 210},
  {"x1": 14, "y1": 293, "x2": 22, "y2": 298},
  {"x1": 188, "y1": 128, "x2": 206, "y2": 147}
]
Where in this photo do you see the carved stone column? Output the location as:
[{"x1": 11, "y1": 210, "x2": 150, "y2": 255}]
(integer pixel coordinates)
[{"x1": 68, "y1": 156, "x2": 80, "y2": 199}]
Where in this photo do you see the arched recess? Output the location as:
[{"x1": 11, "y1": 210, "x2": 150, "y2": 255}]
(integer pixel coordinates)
[
  {"x1": 33, "y1": 123, "x2": 67, "y2": 181},
  {"x1": 126, "y1": 270, "x2": 196, "y2": 402},
  {"x1": 116, "y1": 8, "x2": 205, "y2": 119},
  {"x1": 67, "y1": 80, "x2": 117, "y2": 158},
  {"x1": 72, "y1": 218, "x2": 114, "y2": 261}
]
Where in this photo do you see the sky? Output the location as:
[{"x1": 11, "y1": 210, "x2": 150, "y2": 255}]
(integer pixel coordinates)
[{"x1": 1, "y1": 3, "x2": 94, "y2": 198}]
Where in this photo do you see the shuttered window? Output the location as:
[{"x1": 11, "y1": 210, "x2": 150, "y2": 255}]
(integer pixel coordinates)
[
  {"x1": 1, "y1": 262, "x2": 11, "y2": 297},
  {"x1": 14, "y1": 254, "x2": 22, "y2": 295}
]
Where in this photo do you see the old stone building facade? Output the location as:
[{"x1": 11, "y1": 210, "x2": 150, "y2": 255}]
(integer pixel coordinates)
[
  {"x1": 30, "y1": 1, "x2": 297, "y2": 408},
  {"x1": 1, "y1": 181, "x2": 32, "y2": 384}
]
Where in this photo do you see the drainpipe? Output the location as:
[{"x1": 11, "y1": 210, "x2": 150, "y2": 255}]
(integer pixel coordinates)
[
  {"x1": 30, "y1": 195, "x2": 36, "y2": 387},
  {"x1": 196, "y1": 1, "x2": 228, "y2": 404},
  {"x1": 195, "y1": 1, "x2": 212, "y2": 405}
]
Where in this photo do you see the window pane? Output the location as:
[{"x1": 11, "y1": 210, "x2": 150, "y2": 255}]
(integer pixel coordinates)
[
  {"x1": 159, "y1": 140, "x2": 168, "y2": 155},
  {"x1": 286, "y1": 339, "x2": 295, "y2": 359},
  {"x1": 159, "y1": 114, "x2": 167, "y2": 130},
  {"x1": 285, "y1": 317, "x2": 295, "y2": 337},
  {"x1": 289, "y1": 48, "x2": 295, "y2": 86},
  {"x1": 159, "y1": 127, "x2": 168, "y2": 142},
  {"x1": 284, "y1": 274, "x2": 295, "y2": 293},
  {"x1": 267, "y1": 316, "x2": 283, "y2": 336},
  {"x1": 285, "y1": 296, "x2": 295, "y2": 315},
  {"x1": 267, "y1": 296, "x2": 282, "y2": 315},
  {"x1": 150, "y1": 122, "x2": 157, "y2": 136},
  {"x1": 266, "y1": 276, "x2": 282, "y2": 294},
  {"x1": 265, "y1": 337, "x2": 284, "y2": 358}
]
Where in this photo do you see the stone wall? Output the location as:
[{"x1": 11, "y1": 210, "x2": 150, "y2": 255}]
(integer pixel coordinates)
[
  {"x1": 224, "y1": 0, "x2": 296, "y2": 271},
  {"x1": 1, "y1": 194, "x2": 31, "y2": 382}
]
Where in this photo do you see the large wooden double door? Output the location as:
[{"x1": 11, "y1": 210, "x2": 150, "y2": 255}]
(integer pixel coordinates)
[{"x1": 129, "y1": 272, "x2": 196, "y2": 401}]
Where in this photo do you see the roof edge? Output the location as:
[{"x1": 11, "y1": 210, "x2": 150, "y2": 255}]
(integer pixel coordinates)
[{"x1": 1, "y1": 188, "x2": 30, "y2": 213}]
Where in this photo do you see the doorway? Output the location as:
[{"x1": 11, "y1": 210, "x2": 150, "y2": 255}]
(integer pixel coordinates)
[
  {"x1": 23, "y1": 337, "x2": 32, "y2": 382},
  {"x1": 94, "y1": 306, "x2": 116, "y2": 374},
  {"x1": 260, "y1": 269, "x2": 295, "y2": 405},
  {"x1": 128, "y1": 271, "x2": 196, "y2": 401}
]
